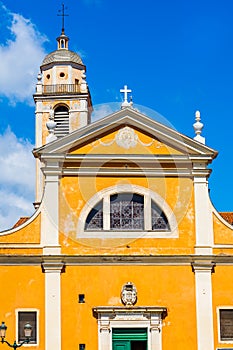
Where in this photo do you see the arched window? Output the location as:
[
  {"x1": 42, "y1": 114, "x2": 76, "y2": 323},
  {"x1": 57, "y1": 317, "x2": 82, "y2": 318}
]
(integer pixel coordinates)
[
  {"x1": 151, "y1": 200, "x2": 169, "y2": 230},
  {"x1": 54, "y1": 105, "x2": 69, "y2": 137},
  {"x1": 85, "y1": 201, "x2": 103, "y2": 230},
  {"x1": 110, "y1": 193, "x2": 144, "y2": 230},
  {"x1": 84, "y1": 192, "x2": 169, "y2": 232}
]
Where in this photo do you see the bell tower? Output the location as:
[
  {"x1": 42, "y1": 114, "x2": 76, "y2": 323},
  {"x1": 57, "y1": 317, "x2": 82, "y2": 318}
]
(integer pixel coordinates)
[
  {"x1": 33, "y1": 18, "x2": 92, "y2": 202},
  {"x1": 34, "y1": 29, "x2": 92, "y2": 147}
]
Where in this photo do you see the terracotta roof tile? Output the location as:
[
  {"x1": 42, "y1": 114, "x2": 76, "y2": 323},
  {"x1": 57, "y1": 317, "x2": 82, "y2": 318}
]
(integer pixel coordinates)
[
  {"x1": 12, "y1": 217, "x2": 29, "y2": 228},
  {"x1": 219, "y1": 212, "x2": 233, "y2": 225}
]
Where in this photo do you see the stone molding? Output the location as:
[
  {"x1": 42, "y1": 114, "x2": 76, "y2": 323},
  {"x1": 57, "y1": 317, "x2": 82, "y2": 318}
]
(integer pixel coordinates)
[
  {"x1": 41, "y1": 261, "x2": 65, "y2": 273},
  {"x1": 1, "y1": 255, "x2": 233, "y2": 266},
  {"x1": 93, "y1": 306, "x2": 167, "y2": 350},
  {"x1": 192, "y1": 261, "x2": 215, "y2": 273},
  {"x1": 93, "y1": 306, "x2": 167, "y2": 332}
]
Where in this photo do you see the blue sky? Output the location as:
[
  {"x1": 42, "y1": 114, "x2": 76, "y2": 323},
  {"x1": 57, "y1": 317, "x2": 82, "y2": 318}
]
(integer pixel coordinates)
[{"x1": 0, "y1": 0, "x2": 233, "y2": 230}]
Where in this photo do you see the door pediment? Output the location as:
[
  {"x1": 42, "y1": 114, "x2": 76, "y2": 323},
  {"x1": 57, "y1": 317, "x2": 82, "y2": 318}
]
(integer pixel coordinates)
[{"x1": 93, "y1": 306, "x2": 167, "y2": 332}]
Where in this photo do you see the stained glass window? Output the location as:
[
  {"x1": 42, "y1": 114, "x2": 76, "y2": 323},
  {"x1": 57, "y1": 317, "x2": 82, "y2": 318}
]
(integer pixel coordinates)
[
  {"x1": 151, "y1": 200, "x2": 169, "y2": 230},
  {"x1": 85, "y1": 200, "x2": 103, "y2": 230},
  {"x1": 110, "y1": 193, "x2": 144, "y2": 230},
  {"x1": 84, "y1": 194, "x2": 170, "y2": 232}
]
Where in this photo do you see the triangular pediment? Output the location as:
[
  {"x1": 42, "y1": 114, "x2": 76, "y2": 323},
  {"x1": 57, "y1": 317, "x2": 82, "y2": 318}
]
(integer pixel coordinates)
[{"x1": 33, "y1": 107, "x2": 217, "y2": 160}]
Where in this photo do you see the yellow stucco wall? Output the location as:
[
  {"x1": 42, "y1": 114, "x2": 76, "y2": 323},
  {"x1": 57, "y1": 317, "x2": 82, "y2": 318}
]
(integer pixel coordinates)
[
  {"x1": 59, "y1": 175, "x2": 195, "y2": 254},
  {"x1": 0, "y1": 213, "x2": 41, "y2": 245},
  {"x1": 61, "y1": 265, "x2": 197, "y2": 350},
  {"x1": 70, "y1": 128, "x2": 184, "y2": 155},
  {"x1": 0, "y1": 266, "x2": 44, "y2": 350},
  {"x1": 213, "y1": 213, "x2": 233, "y2": 245},
  {"x1": 212, "y1": 266, "x2": 233, "y2": 348}
]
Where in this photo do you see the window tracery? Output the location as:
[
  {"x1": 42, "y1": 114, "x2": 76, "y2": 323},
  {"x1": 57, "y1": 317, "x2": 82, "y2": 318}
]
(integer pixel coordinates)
[
  {"x1": 151, "y1": 201, "x2": 169, "y2": 230},
  {"x1": 110, "y1": 193, "x2": 144, "y2": 230},
  {"x1": 84, "y1": 193, "x2": 169, "y2": 232},
  {"x1": 85, "y1": 201, "x2": 103, "y2": 230}
]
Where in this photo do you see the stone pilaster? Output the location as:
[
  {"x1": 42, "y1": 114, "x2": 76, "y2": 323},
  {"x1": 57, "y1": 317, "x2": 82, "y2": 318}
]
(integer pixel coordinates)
[
  {"x1": 42, "y1": 261, "x2": 64, "y2": 350},
  {"x1": 193, "y1": 174, "x2": 213, "y2": 255},
  {"x1": 192, "y1": 262, "x2": 215, "y2": 350}
]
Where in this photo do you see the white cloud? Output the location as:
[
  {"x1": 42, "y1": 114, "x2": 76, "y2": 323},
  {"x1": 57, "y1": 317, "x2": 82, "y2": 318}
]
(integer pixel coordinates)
[
  {"x1": 0, "y1": 5, "x2": 48, "y2": 104},
  {"x1": 91, "y1": 102, "x2": 176, "y2": 130},
  {"x1": 92, "y1": 102, "x2": 121, "y2": 122},
  {"x1": 0, "y1": 189, "x2": 33, "y2": 230},
  {"x1": 0, "y1": 128, "x2": 35, "y2": 231}
]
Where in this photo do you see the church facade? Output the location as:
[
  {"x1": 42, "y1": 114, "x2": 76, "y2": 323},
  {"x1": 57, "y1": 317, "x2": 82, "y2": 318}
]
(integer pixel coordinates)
[{"x1": 0, "y1": 28, "x2": 233, "y2": 350}]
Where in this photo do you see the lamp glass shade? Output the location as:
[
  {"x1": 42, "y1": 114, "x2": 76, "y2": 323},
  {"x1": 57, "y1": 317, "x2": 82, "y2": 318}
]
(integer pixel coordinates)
[
  {"x1": 24, "y1": 323, "x2": 32, "y2": 338},
  {"x1": 0, "y1": 322, "x2": 7, "y2": 338}
]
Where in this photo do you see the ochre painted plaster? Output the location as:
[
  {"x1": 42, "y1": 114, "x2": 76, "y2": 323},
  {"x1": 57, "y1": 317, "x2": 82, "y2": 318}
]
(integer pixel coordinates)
[
  {"x1": 0, "y1": 213, "x2": 41, "y2": 245},
  {"x1": 61, "y1": 265, "x2": 197, "y2": 350},
  {"x1": 213, "y1": 213, "x2": 233, "y2": 245},
  {"x1": 70, "y1": 128, "x2": 184, "y2": 155}
]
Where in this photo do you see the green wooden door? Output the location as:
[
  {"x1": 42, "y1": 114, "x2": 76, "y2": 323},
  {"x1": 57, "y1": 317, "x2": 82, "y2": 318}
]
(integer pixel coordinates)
[
  {"x1": 113, "y1": 340, "x2": 131, "y2": 350},
  {"x1": 112, "y1": 328, "x2": 147, "y2": 350}
]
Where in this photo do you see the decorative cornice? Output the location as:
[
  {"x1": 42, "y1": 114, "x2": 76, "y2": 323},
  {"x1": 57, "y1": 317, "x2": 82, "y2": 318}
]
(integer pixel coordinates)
[
  {"x1": 41, "y1": 260, "x2": 65, "y2": 273},
  {"x1": 36, "y1": 153, "x2": 213, "y2": 178},
  {"x1": 0, "y1": 255, "x2": 233, "y2": 266},
  {"x1": 92, "y1": 306, "x2": 167, "y2": 319},
  {"x1": 191, "y1": 261, "x2": 215, "y2": 273},
  {"x1": 39, "y1": 153, "x2": 213, "y2": 163},
  {"x1": 41, "y1": 166, "x2": 211, "y2": 178},
  {"x1": 33, "y1": 93, "x2": 89, "y2": 101}
]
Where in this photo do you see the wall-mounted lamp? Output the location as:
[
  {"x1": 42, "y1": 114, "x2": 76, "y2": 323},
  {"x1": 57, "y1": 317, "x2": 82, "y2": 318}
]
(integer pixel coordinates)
[{"x1": 0, "y1": 322, "x2": 32, "y2": 350}]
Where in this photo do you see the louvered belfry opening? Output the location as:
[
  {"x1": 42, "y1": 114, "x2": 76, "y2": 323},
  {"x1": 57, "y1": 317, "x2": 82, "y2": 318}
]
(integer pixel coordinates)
[{"x1": 54, "y1": 105, "x2": 69, "y2": 137}]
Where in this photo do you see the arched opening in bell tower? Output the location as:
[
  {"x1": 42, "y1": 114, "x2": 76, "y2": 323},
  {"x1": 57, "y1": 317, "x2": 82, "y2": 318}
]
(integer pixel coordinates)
[{"x1": 54, "y1": 105, "x2": 69, "y2": 137}]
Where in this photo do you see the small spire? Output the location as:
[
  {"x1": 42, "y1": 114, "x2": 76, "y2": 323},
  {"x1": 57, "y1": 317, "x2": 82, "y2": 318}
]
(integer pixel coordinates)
[
  {"x1": 35, "y1": 73, "x2": 42, "y2": 94},
  {"x1": 56, "y1": 4, "x2": 69, "y2": 50},
  {"x1": 193, "y1": 110, "x2": 205, "y2": 144},
  {"x1": 57, "y1": 3, "x2": 69, "y2": 34},
  {"x1": 37, "y1": 72, "x2": 42, "y2": 83},
  {"x1": 120, "y1": 85, "x2": 132, "y2": 109},
  {"x1": 130, "y1": 95, "x2": 133, "y2": 107},
  {"x1": 80, "y1": 70, "x2": 88, "y2": 93}
]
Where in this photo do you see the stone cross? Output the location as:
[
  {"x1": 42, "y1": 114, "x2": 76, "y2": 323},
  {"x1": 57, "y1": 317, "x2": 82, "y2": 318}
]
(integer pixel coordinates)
[{"x1": 120, "y1": 85, "x2": 132, "y2": 103}]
